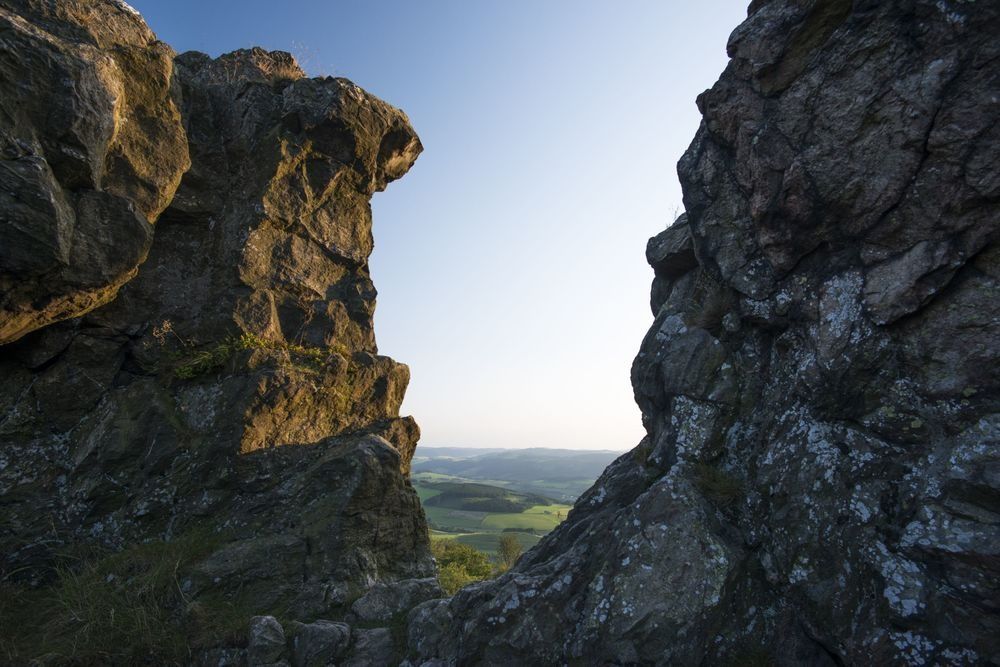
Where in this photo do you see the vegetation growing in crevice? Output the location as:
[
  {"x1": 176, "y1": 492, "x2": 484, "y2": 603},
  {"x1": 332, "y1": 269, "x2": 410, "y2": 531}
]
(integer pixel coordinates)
[
  {"x1": 157, "y1": 326, "x2": 349, "y2": 380},
  {"x1": 333, "y1": 363, "x2": 360, "y2": 413},
  {"x1": 693, "y1": 461, "x2": 744, "y2": 509},
  {"x1": 684, "y1": 270, "x2": 737, "y2": 336}
]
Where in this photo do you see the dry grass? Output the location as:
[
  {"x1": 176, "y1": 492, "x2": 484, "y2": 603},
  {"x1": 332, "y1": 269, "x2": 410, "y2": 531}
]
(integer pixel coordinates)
[
  {"x1": 0, "y1": 530, "x2": 253, "y2": 665},
  {"x1": 684, "y1": 270, "x2": 736, "y2": 335},
  {"x1": 169, "y1": 332, "x2": 344, "y2": 379}
]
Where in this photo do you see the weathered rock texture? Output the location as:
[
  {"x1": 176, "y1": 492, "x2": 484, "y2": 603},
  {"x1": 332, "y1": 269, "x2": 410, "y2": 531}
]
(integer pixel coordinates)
[
  {"x1": 0, "y1": 0, "x2": 190, "y2": 344},
  {"x1": 0, "y1": 0, "x2": 434, "y2": 655},
  {"x1": 408, "y1": 1, "x2": 999, "y2": 665}
]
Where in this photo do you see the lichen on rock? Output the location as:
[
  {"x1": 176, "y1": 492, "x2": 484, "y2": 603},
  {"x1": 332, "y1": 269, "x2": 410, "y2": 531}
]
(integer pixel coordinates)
[
  {"x1": 2, "y1": 0, "x2": 998, "y2": 664},
  {"x1": 403, "y1": 1, "x2": 1000, "y2": 665},
  {"x1": 0, "y1": 1, "x2": 434, "y2": 662}
]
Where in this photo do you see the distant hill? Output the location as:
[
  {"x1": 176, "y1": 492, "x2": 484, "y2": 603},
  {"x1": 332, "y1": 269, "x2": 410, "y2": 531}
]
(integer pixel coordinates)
[
  {"x1": 411, "y1": 447, "x2": 623, "y2": 501},
  {"x1": 412, "y1": 448, "x2": 622, "y2": 555},
  {"x1": 411, "y1": 447, "x2": 507, "y2": 462},
  {"x1": 422, "y1": 481, "x2": 554, "y2": 513},
  {"x1": 412, "y1": 447, "x2": 622, "y2": 482}
]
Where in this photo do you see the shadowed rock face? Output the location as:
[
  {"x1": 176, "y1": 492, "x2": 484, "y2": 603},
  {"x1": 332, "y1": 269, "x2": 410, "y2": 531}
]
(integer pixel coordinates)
[
  {"x1": 407, "y1": 1, "x2": 999, "y2": 665},
  {"x1": 0, "y1": 0, "x2": 433, "y2": 628},
  {"x1": 4, "y1": 0, "x2": 998, "y2": 663}
]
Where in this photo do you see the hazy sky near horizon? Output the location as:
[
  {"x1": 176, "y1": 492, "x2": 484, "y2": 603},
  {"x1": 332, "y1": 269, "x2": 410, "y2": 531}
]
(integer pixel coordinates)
[{"x1": 132, "y1": 0, "x2": 748, "y2": 451}]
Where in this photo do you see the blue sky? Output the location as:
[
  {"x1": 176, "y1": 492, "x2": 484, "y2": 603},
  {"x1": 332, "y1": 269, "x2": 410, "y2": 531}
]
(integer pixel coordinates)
[{"x1": 132, "y1": 0, "x2": 749, "y2": 450}]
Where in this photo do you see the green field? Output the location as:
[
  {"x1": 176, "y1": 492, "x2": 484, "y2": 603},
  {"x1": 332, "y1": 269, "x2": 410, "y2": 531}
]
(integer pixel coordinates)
[
  {"x1": 422, "y1": 481, "x2": 551, "y2": 513},
  {"x1": 432, "y1": 531, "x2": 544, "y2": 553},
  {"x1": 414, "y1": 478, "x2": 572, "y2": 554},
  {"x1": 466, "y1": 531, "x2": 542, "y2": 552},
  {"x1": 411, "y1": 448, "x2": 621, "y2": 502},
  {"x1": 413, "y1": 473, "x2": 598, "y2": 504},
  {"x1": 481, "y1": 504, "x2": 571, "y2": 531},
  {"x1": 422, "y1": 505, "x2": 488, "y2": 531},
  {"x1": 414, "y1": 483, "x2": 444, "y2": 503}
]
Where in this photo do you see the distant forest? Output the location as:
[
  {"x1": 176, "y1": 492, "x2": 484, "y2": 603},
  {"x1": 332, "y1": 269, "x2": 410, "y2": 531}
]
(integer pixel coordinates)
[{"x1": 422, "y1": 482, "x2": 552, "y2": 513}]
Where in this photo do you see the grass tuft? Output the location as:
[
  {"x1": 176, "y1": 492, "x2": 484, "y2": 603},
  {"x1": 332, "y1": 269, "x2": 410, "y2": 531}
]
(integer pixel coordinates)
[
  {"x1": 0, "y1": 529, "x2": 253, "y2": 664},
  {"x1": 169, "y1": 332, "x2": 348, "y2": 380},
  {"x1": 684, "y1": 271, "x2": 736, "y2": 335},
  {"x1": 693, "y1": 462, "x2": 744, "y2": 509}
]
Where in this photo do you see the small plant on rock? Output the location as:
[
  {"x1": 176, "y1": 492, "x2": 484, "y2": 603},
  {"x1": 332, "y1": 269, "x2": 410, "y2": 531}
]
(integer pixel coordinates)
[
  {"x1": 0, "y1": 529, "x2": 255, "y2": 664},
  {"x1": 166, "y1": 332, "x2": 347, "y2": 380},
  {"x1": 693, "y1": 461, "x2": 744, "y2": 509}
]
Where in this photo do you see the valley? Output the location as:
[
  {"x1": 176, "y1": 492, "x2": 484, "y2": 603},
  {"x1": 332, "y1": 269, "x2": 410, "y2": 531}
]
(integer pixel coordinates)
[{"x1": 411, "y1": 447, "x2": 621, "y2": 555}]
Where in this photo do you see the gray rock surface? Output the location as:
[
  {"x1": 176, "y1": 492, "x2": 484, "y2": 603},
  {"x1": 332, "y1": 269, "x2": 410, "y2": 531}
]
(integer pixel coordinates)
[
  {"x1": 0, "y1": 1, "x2": 432, "y2": 661},
  {"x1": 289, "y1": 620, "x2": 351, "y2": 667},
  {"x1": 248, "y1": 616, "x2": 288, "y2": 666},
  {"x1": 345, "y1": 628, "x2": 395, "y2": 667},
  {"x1": 3, "y1": 0, "x2": 998, "y2": 664},
  {"x1": 406, "y1": 1, "x2": 1000, "y2": 665},
  {"x1": 351, "y1": 577, "x2": 443, "y2": 623}
]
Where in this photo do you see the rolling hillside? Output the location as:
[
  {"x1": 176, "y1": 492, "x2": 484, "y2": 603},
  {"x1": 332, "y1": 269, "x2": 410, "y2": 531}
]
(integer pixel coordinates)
[
  {"x1": 411, "y1": 447, "x2": 622, "y2": 501},
  {"x1": 411, "y1": 447, "x2": 621, "y2": 555},
  {"x1": 413, "y1": 476, "x2": 571, "y2": 556}
]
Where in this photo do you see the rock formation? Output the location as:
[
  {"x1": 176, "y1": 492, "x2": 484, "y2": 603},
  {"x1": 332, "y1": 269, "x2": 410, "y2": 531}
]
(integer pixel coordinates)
[
  {"x1": 1, "y1": 1, "x2": 435, "y2": 662},
  {"x1": 0, "y1": 0, "x2": 190, "y2": 344},
  {"x1": 407, "y1": 1, "x2": 999, "y2": 665},
  {"x1": 3, "y1": 0, "x2": 999, "y2": 664}
]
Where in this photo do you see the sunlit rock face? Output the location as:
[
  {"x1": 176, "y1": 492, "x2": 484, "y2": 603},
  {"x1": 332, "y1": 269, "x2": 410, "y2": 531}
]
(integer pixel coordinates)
[
  {"x1": 407, "y1": 1, "x2": 1000, "y2": 664},
  {"x1": 0, "y1": 0, "x2": 190, "y2": 344},
  {"x1": 0, "y1": 0, "x2": 433, "y2": 624}
]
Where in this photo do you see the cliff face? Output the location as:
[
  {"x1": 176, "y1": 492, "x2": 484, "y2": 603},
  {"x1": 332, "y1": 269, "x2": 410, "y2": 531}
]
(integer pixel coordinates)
[
  {"x1": 0, "y1": 0, "x2": 435, "y2": 657},
  {"x1": 408, "y1": 1, "x2": 999, "y2": 665},
  {"x1": 0, "y1": 0, "x2": 189, "y2": 343},
  {"x1": 4, "y1": 0, "x2": 999, "y2": 664}
]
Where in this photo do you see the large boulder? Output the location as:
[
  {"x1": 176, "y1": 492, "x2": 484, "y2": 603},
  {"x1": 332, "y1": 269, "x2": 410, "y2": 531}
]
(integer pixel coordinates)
[
  {"x1": 0, "y1": 3, "x2": 432, "y2": 652},
  {"x1": 0, "y1": 0, "x2": 190, "y2": 343},
  {"x1": 289, "y1": 619, "x2": 351, "y2": 667},
  {"x1": 406, "y1": 1, "x2": 1000, "y2": 665}
]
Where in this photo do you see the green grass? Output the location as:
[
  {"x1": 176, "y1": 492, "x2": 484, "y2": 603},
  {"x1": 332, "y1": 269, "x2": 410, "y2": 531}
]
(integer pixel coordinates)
[
  {"x1": 422, "y1": 505, "x2": 486, "y2": 531},
  {"x1": 413, "y1": 472, "x2": 464, "y2": 482},
  {"x1": 417, "y1": 485, "x2": 571, "y2": 534},
  {"x1": 169, "y1": 332, "x2": 343, "y2": 380},
  {"x1": 421, "y1": 481, "x2": 552, "y2": 513},
  {"x1": 522, "y1": 504, "x2": 572, "y2": 516},
  {"x1": 417, "y1": 478, "x2": 571, "y2": 560},
  {"x1": 413, "y1": 484, "x2": 444, "y2": 503},
  {"x1": 480, "y1": 504, "x2": 571, "y2": 531},
  {"x1": 412, "y1": 472, "x2": 593, "y2": 503},
  {"x1": 0, "y1": 529, "x2": 254, "y2": 665},
  {"x1": 429, "y1": 530, "x2": 461, "y2": 540}
]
